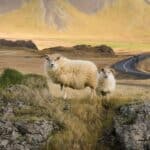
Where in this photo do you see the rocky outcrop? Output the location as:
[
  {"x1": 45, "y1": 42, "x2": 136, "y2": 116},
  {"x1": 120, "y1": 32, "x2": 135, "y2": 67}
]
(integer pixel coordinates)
[
  {"x1": 114, "y1": 102, "x2": 150, "y2": 150},
  {"x1": 0, "y1": 120, "x2": 54, "y2": 150},
  {"x1": 0, "y1": 0, "x2": 24, "y2": 14},
  {"x1": 69, "y1": 0, "x2": 114, "y2": 14},
  {"x1": 0, "y1": 85, "x2": 59, "y2": 150},
  {"x1": 97, "y1": 101, "x2": 150, "y2": 150},
  {"x1": 0, "y1": 39, "x2": 38, "y2": 50}
]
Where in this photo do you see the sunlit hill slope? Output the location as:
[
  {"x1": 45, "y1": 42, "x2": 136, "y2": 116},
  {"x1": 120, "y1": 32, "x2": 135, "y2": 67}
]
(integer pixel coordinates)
[{"x1": 0, "y1": 0, "x2": 150, "y2": 43}]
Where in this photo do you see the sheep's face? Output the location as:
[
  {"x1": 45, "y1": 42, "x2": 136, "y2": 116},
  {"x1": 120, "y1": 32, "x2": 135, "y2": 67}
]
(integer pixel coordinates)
[
  {"x1": 99, "y1": 68, "x2": 113, "y2": 79},
  {"x1": 44, "y1": 54, "x2": 62, "y2": 71}
]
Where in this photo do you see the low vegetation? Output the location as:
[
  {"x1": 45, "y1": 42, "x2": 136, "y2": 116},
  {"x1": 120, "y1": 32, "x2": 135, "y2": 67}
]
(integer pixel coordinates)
[
  {"x1": 0, "y1": 39, "x2": 38, "y2": 50},
  {"x1": 0, "y1": 69, "x2": 24, "y2": 89},
  {"x1": 0, "y1": 68, "x2": 47, "y2": 89},
  {"x1": 41, "y1": 44, "x2": 115, "y2": 58},
  {"x1": 0, "y1": 68, "x2": 140, "y2": 150},
  {"x1": 0, "y1": 68, "x2": 51, "y2": 119}
]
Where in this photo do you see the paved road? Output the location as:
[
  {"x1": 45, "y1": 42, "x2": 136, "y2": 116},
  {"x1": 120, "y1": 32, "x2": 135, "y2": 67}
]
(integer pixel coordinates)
[{"x1": 113, "y1": 53, "x2": 150, "y2": 79}]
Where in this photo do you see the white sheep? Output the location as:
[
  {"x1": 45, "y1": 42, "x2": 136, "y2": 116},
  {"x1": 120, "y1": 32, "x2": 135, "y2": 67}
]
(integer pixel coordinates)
[
  {"x1": 44, "y1": 53, "x2": 99, "y2": 99},
  {"x1": 98, "y1": 67, "x2": 116, "y2": 98}
]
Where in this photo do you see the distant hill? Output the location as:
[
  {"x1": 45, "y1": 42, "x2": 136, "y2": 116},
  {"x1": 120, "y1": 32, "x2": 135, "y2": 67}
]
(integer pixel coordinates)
[
  {"x1": 0, "y1": 39, "x2": 38, "y2": 50},
  {"x1": 40, "y1": 44, "x2": 115, "y2": 58},
  {"x1": 0, "y1": 0, "x2": 149, "y2": 42}
]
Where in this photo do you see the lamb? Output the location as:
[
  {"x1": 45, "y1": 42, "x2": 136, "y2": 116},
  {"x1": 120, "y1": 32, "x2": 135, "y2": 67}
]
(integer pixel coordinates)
[
  {"x1": 44, "y1": 53, "x2": 99, "y2": 99},
  {"x1": 98, "y1": 67, "x2": 116, "y2": 98}
]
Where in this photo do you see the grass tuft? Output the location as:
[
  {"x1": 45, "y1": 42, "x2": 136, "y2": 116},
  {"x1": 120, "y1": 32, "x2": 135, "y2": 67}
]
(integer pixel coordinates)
[
  {"x1": 0, "y1": 68, "x2": 24, "y2": 89},
  {"x1": 0, "y1": 68, "x2": 48, "y2": 90},
  {"x1": 22, "y1": 74, "x2": 48, "y2": 89}
]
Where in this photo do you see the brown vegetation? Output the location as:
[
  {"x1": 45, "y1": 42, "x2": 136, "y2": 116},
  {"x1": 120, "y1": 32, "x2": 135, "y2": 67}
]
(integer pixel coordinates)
[
  {"x1": 0, "y1": 39, "x2": 38, "y2": 50},
  {"x1": 40, "y1": 44, "x2": 115, "y2": 58}
]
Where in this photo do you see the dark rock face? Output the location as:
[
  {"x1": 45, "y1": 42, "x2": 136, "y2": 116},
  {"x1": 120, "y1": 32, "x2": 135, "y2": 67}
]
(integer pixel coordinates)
[
  {"x1": 69, "y1": 0, "x2": 114, "y2": 14},
  {"x1": 0, "y1": 39, "x2": 38, "y2": 50},
  {"x1": 145, "y1": 0, "x2": 150, "y2": 5},
  {"x1": 114, "y1": 102, "x2": 150, "y2": 150},
  {"x1": 0, "y1": 0, "x2": 24, "y2": 14},
  {"x1": 42, "y1": 0, "x2": 68, "y2": 29}
]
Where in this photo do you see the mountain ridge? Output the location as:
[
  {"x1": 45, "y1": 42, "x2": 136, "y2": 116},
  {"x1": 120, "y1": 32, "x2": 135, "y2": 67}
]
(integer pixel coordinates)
[{"x1": 0, "y1": 0, "x2": 149, "y2": 42}]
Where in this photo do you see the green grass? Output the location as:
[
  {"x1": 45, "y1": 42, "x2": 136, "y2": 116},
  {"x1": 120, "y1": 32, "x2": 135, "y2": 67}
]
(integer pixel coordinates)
[
  {"x1": 0, "y1": 68, "x2": 24, "y2": 89},
  {"x1": 0, "y1": 68, "x2": 48, "y2": 90}
]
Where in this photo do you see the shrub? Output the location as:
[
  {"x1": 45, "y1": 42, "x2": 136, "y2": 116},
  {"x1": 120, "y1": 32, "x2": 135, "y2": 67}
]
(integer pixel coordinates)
[{"x1": 0, "y1": 68, "x2": 24, "y2": 89}]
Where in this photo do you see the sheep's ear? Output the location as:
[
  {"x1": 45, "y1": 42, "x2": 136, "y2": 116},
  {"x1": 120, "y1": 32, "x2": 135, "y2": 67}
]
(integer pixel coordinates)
[
  {"x1": 110, "y1": 68, "x2": 115, "y2": 74},
  {"x1": 101, "y1": 68, "x2": 105, "y2": 72},
  {"x1": 56, "y1": 56, "x2": 61, "y2": 61},
  {"x1": 44, "y1": 54, "x2": 50, "y2": 61}
]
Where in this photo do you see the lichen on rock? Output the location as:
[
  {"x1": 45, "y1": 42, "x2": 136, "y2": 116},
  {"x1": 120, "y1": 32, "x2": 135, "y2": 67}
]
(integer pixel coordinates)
[{"x1": 114, "y1": 102, "x2": 150, "y2": 150}]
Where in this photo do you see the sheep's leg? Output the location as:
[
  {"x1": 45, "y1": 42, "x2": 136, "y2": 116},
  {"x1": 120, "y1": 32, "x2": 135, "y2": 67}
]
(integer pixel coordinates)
[
  {"x1": 60, "y1": 84, "x2": 64, "y2": 91},
  {"x1": 102, "y1": 93, "x2": 111, "y2": 109},
  {"x1": 63, "y1": 91, "x2": 67, "y2": 100},
  {"x1": 90, "y1": 88, "x2": 96, "y2": 99},
  {"x1": 61, "y1": 85, "x2": 67, "y2": 100},
  {"x1": 63, "y1": 88, "x2": 67, "y2": 100}
]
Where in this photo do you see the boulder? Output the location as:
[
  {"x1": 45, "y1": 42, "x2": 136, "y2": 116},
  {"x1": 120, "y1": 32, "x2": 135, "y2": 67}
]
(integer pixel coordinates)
[{"x1": 114, "y1": 102, "x2": 150, "y2": 150}]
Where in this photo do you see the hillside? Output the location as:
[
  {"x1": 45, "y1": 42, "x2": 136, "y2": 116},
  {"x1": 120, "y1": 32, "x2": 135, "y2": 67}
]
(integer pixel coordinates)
[{"x1": 0, "y1": 0, "x2": 150, "y2": 43}]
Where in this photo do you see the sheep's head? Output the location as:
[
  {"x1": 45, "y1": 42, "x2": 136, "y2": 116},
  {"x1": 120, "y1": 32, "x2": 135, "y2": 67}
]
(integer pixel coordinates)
[
  {"x1": 44, "y1": 54, "x2": 62, "y2": 71},
  {"x1": 99, "y1": 68, "x2": 114, "y2": 79}
]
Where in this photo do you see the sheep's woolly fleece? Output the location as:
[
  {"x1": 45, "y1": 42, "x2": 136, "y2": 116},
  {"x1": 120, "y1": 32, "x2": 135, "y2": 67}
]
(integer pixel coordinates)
[
  {"x1": 44, "y1": 54, "x2": 99, "y2": 90},
  {"x1": 98, "y1": 68, "x2": 116, "y2": 94}
]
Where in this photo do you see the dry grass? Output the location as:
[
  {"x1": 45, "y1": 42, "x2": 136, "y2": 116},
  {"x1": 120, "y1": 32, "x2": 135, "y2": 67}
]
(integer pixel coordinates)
[
  {"x1": 0, "y1": 68, "x2": 143, "y2": 150},
  {"x1": 136, "y1": 57, "x2": 150, "y2": 73},
  {"x1": 0, "y1": 49, "x2": 149, "y2": 149},
  {"x1": 45, "y1": 97, "x2": 102, "y2": 150},
  {"x1": 42, "y1": 76, "x2": 150, "y2": 149},
  {"x1": 41, "y1": 76, "x2": 150, "y2": 150}
]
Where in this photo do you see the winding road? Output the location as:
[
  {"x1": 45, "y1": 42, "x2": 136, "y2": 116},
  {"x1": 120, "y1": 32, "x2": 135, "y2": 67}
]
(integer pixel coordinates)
[{"x1": 113, "y1": 53, "x2": 150, "y2": 79}]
